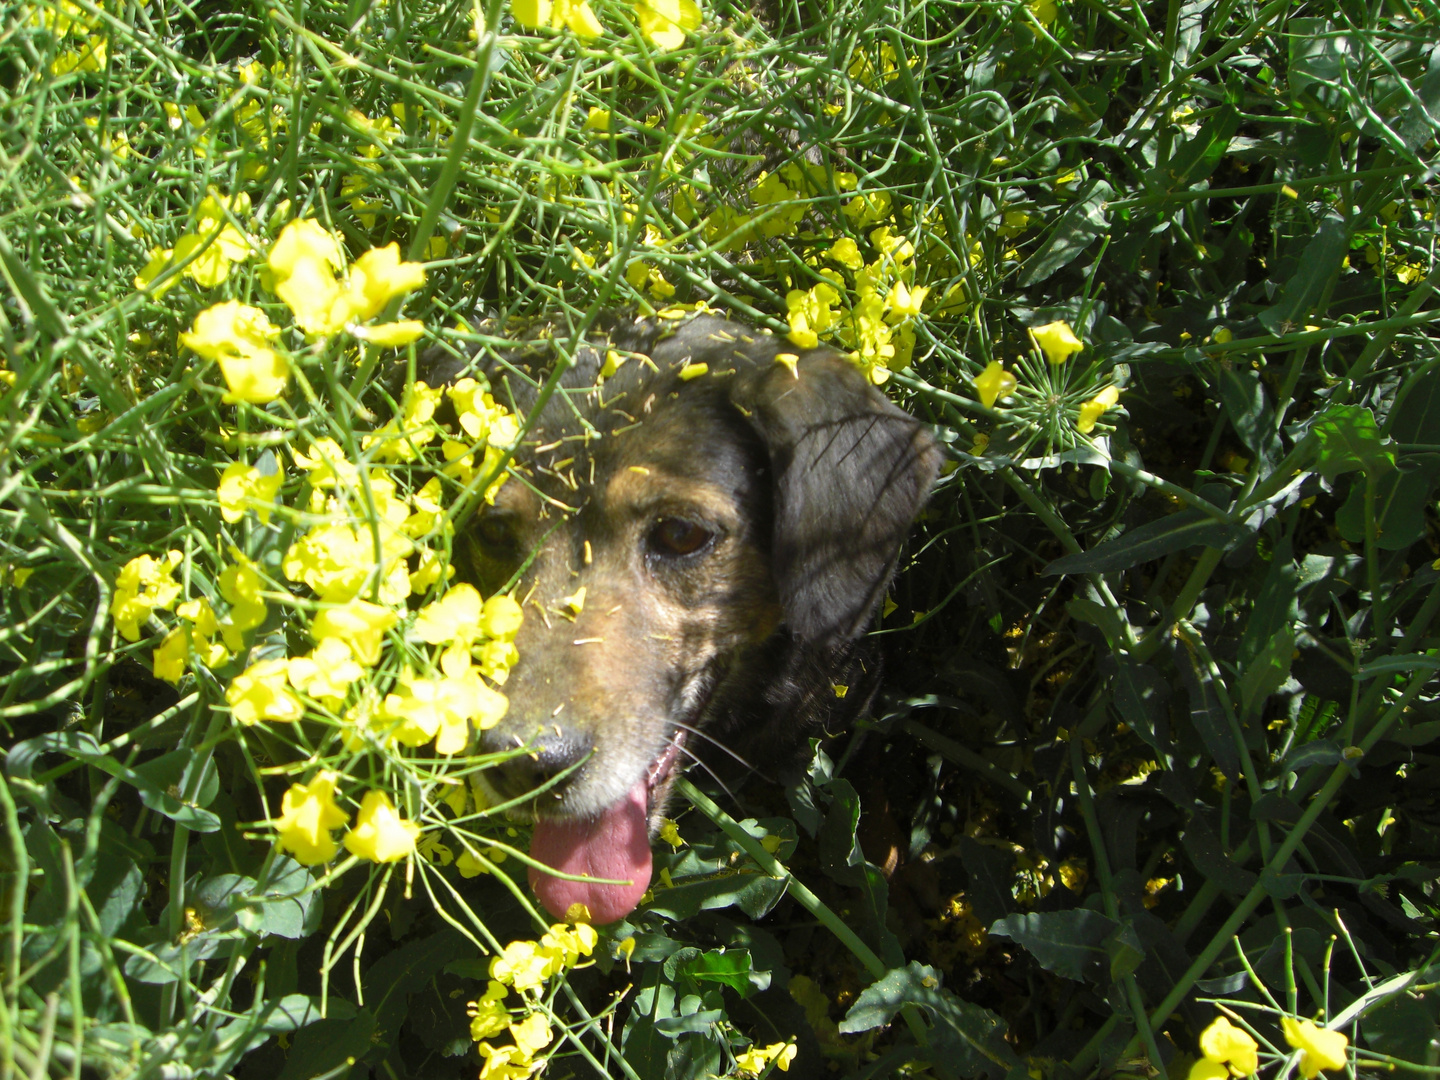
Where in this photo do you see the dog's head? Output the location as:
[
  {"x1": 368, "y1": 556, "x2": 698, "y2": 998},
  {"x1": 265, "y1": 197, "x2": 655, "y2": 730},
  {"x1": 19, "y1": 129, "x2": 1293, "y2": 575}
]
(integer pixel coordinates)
[{"x1": 429, "y1": 314, "x2": 939, "y2": 921}]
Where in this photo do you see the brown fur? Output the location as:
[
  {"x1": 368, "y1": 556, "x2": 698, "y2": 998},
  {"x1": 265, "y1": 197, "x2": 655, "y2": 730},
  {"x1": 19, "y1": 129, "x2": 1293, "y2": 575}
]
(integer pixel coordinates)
[{"x1": 422, "y1": 312, "x2": 940, "y2": 828}]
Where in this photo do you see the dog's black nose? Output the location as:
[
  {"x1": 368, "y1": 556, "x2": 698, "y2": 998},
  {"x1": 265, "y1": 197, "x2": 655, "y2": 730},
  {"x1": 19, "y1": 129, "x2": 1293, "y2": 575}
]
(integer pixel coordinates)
[{"x1": 482, "y1": 728, "x2": 593, "y2": 804}]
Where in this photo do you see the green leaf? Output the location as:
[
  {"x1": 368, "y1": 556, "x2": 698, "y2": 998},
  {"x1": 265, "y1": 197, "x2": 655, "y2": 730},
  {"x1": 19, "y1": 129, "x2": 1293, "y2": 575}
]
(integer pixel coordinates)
[
  {"x1": 1239, "y1": 542, "x2": 1298, "y2": 667},
  {"x1": 677, "y1": 949, "x2": 766, "y2": 997},
  {"x1": 275, "y1": 1012, "x2": 376, "y2": 1080},
  {"x1": 1258, "y1": 214, "x2": 1350, "y2": 334},
  {"x1": 1336, "y1": 458, "x2": 1440, "y2": 550},
  {"x1": 1044, "y1": 509, "x2": 1245, "y2": 575},
  {"x1": 1113, "y1": 661, "x2": 1171, "y2": 757},
  {"x1": 1066, "y1": 598, "x2": 1127, "y2": 652},
  {"x1": 1238, "y1": 627, "x2": 1296, "y2": 716},
  {"x1": 1019, "y1": 180, "x2": 1113, "y2": 286},
  {"x1": 988, "y1": 910, "x2": 1121, "y2": 984},
  {"x1": 1177, "y1": 636, "x2": 1241, "y2": 778},
  {"x1": 839, "y1": 961, "x2": 1017, "y2": 1075},
  {"x1": 1310, "y1": 405, "x2": 1396, "y2": 480},
  {"x1": 237, "y1": 858, "x2": 320, "y2": 940}
]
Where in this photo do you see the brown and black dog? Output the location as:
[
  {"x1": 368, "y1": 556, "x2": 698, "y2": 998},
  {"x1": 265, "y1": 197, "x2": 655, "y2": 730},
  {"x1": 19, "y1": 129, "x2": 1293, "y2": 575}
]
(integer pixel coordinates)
[{"x1": 424, "y1": 312, "x2": 939, "y2": 922}]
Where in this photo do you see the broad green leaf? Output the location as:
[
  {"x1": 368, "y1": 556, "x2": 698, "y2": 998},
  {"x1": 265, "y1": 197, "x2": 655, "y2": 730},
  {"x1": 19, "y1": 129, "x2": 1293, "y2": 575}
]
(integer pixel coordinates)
[
  {"x1": 1113, "y1": 661, "x2": 1171, "y2": 757},
  {"x1": 275, "y1": 1013, "x2": 376, "y2": 1080},
  {"x1": 1019, "y1": 180, "x2": 1113, "y2": 286},
  {"x1": 1238, "y1": 627, "x2": 1295, "y2": 716},
  {"x1": 1180, "y1": 816, "x2": 1258, "y2": 894},
  {"x1": 1239, "y1": 542, "x2": 1298, "y2": 667},
  {"x1": 839, "y1": 961, "x2": 1017, "y2": 1075},
  {"x1": 988, "y1": 911, "x2": 1121, "y2": 984},
  {"x1": 1176, "y1": 638, "x2": 1242, "y2": 778},
  {"x1": 1066, "y1": 598, "x2": 1127, "y2": 652},
  {"x1": 677, "y1": 949, "x2": 765, "y2": 997},
  {"x1": 1310, "y1": 404, "x2": 1395, "y2": 479},
  {"x1": 12, "y1": 732, "x2": 221, "y2": 832},
  {"x1": 1336, "y1": 458, "x2": 1440, "y2": 550},
  {"x1": 1044, "y1": 510, "x2": 1244, "y2": 576},
  {"x1": 1258, "y1": 214, "x2": 1350, "y2": 334}
]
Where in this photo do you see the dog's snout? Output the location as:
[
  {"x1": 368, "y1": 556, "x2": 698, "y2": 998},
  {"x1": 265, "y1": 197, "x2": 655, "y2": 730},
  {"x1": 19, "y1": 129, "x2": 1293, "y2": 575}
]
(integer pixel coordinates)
[{"x1": 483, "y1": 727, "x2": 593, "y2": 804}]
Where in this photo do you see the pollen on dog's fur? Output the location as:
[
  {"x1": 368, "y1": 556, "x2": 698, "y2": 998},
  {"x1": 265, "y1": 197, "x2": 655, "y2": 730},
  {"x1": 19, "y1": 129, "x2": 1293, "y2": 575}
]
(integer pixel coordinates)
[
  {"x1": 678, "y1": 361, "x2": 708, "y2": 380},
  {"x1": 775, "y1": 353, "x2": 800, "y2": 378},
  {"x1": 559, "y1": 586, "x2": 586, "y2": 618}
]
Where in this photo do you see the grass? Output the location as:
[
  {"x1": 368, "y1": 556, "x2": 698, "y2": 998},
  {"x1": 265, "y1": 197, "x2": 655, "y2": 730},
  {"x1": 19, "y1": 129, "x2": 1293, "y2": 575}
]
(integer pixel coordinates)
[{"x1": 2, "y1": 0, "x2": 1439, "y2": 1077}]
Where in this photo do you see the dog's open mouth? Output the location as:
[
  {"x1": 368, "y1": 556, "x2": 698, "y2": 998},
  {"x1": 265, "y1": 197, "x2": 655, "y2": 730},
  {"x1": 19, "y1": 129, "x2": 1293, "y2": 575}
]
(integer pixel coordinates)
[{"x1": 527, "y1": 729, "x2": 688, "y2": 924}]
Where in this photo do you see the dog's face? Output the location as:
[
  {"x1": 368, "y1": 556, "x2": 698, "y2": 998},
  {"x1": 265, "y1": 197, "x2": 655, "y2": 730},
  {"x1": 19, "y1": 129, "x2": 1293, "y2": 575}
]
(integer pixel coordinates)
[{"x1": 431, "y1": 315, "x2": 939, "y2": 922}]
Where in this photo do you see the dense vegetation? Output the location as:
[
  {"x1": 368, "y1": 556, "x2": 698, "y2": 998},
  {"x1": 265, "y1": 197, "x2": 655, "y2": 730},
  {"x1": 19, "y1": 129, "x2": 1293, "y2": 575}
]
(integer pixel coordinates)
[{"x1": 2, "y1": 0, "x2": 1438, "y2": 1076}]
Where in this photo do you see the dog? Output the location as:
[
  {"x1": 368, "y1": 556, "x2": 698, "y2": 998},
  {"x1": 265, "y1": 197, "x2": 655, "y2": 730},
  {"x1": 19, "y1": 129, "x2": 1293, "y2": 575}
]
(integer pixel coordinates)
[{"x1": 423, "y1": 312, "x2": 940, "y2": 923}]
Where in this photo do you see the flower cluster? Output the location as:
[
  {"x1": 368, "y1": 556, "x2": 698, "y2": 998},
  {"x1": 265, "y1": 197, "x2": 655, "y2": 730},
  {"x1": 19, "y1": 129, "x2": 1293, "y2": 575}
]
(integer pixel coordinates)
[
  {"x1": 736, "y1": 1041, "x2": 797, "y2": 1075},
  {"x1": 165, "y1": 203, "x2": 428, "y2": 406},
  {"x1": 1187, "y1": 1014, "x2": 1349, "y2": 1080},
  {"x1": 467, "y1": 923, "x2": 599, "y2": 1078},
  {"x1": 114, "y1": 191, "x2": 531, "y2": 872},
  {"x1": 510, "y1": 0, "x2": 701, "y2": 49}
]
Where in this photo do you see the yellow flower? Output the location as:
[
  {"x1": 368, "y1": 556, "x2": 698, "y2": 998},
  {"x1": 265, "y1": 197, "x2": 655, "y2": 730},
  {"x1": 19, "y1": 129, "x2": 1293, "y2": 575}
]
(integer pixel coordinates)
[
  {"x1": 886, "y1": 280, "x2": 928, "y2": 320},
  {"x1": 476, "y1": 1043, "x2": 534, "y2": 1080},
  {"x1": 513, "y1": 0, "x2": 605, "y2": 36},
  {"x1": 174, "y1": 193, "x2": 252, "y2": 288},
  {"x1": 176, "y1": 597, "x2": 229, "y2": 668},
  {"x1": 1188, "y1": 1061, "x2": 1229, "y2": 1080},
  {"x1": 509, "y1": 1013, "x2": 553, "y2": 1058},
  {"x1": 227, "y1": 658, "x2": 304, "y2": 725},
  {"x1": 1076, "y1": 385, "x2": 1121, "y2": 434},
  {"x1": 153, "y1": 627, "x2": 188, "y2": 683},
  {"x1": 134, "y1": 246, "x2": 177, "y2": 296},
  {"x1": 468, "y1": 981, "x2": 511, "y2": 1041},
  {"x1": 292, "y1": 438, "x2": 359, "y2": 490},
  {"x1": 1281, "y1": 1017, "x2": 1347, "y2": 1079},
  {"x1": 658, "y1": 819, "x2": 684, "y2": 847},
  {"x1": 287, "y1": 638, "x2": 366, "y2": 709},
  {"x1": 274, "y1": 771, "x2": 350, "y2": 865},
  {"x1": 342, "y1": 789, "x2": 420, "y2": 863},
  {"x1": 539, "y1": 922, "x2": 598, "y2": 970},
  {"x1": 180, "y1": 301, "x2": 289, "y2": 404},
  {"x1": 490, "y1": 940, "x2": 552, "y2": 993},
  {"x1": 217, "y1": 549, "x2": 268, "y2": 651},
  {"x1": 1196, "y1": 1016, "x2": 1259, "y2": 1077},
  {"x1": 736, "y1": 1041, "x2": 797, "y2": 1075},
  {"x1": 111, "y1": 550, "x2": 183, "y2": 642},
  {"x1": 1212, "y1": 326, "x2": 1233, "y2": 344},
  {"x1": 828, "y1": 237, "x2": 864, "y2": 270},
  {"x1": 50, "y1": 34, "x2": 107, "y2": 75},
  {"x1": 973, "y1": 361, "x2": 1017, "y2": 409},
  {"x1": 268, "y1": 219, "x2": 348, "y2": 336},
  {"x1": 311, "y1": 599, "x2": 398, "y2": 667},
  {"x1": 344, "y1": 243, "x2": 427, "y2": 322},
  {"x1": 217, "y1": 461, "x2": 283, "y2": 523},
  {"x1": 1031, "y1": 321, "x2": 1083, "y2": 364},
  {"x1": 632, "y1": 0, "x2": 701, "y2": 49},
  {"x1": 584, "y1": 107, "x2": 613, "y2": 132}
]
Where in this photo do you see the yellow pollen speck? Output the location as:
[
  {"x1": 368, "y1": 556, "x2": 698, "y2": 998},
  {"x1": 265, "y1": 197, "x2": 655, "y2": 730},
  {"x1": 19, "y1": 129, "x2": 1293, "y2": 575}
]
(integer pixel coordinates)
[
  {"x1": 775, "y1": 353, "x2": 800, "y2": 378},
  {"x1": 629, "y1": 466, "x2": 650, "y2": 475},
  {"x1": 679, "y1": 362, "x2": 708, "y2": 381}
]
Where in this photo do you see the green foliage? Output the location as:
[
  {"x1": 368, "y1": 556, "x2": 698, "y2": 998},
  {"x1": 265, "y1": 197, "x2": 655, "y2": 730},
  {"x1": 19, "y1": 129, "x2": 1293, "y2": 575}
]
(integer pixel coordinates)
[{"x1": 2, "y1": 0, "x2": 1440, "y2": 1076}]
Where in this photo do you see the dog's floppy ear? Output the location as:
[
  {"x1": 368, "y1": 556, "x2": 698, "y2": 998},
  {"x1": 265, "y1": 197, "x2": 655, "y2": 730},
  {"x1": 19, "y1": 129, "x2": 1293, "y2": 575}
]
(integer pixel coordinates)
[{"x1": 729, "y1": 350, "x2": 941, "y2": 644}]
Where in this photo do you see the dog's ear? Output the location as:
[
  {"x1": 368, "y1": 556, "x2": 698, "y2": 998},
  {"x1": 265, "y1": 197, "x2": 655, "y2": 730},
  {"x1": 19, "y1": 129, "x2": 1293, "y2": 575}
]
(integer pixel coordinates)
[{"x1": 729, "y1": 349, "x2": 941, "y2": 644}]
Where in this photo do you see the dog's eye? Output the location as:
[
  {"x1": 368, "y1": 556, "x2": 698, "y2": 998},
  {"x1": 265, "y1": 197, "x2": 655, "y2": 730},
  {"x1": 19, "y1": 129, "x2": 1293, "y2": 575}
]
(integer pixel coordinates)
[
  {"x1": 649, "y1": 517, "x2": 714, "y2": 557},
  {"x1": 475, "y1": 514, "x2": 515, "y2": 551}
]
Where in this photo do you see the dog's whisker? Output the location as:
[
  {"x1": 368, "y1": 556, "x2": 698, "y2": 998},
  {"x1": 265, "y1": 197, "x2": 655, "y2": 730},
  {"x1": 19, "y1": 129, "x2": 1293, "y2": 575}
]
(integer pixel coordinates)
[
  {"x1": 674, "y1": 741, "x2": 746, "y2": 815},
  {"x1": 666, "y1": 719, "x2": 769, "y2": 781}
]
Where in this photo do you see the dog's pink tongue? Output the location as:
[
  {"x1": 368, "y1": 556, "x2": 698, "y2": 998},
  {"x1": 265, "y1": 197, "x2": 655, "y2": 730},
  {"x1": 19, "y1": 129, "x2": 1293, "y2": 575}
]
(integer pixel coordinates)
[{"x1": 528, "y1": 782, "x2": 652, "y2": 924}]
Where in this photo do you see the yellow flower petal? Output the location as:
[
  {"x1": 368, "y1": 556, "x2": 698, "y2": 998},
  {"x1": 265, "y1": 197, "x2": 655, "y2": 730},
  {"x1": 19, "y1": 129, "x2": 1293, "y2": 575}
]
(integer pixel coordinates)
[
  {"x1": 1031, "y1": 320, "x2": 1083, "y2": 364},
  {"x1": 1281, "y1": 1017, "x2": 1348, "y2": 1079},
  {"x1": 973, "y1": 360, "x2": 1017, "y2": 409},
  {"x1": 342, "y1": 789, "x2": 419, "y2": 862}
]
